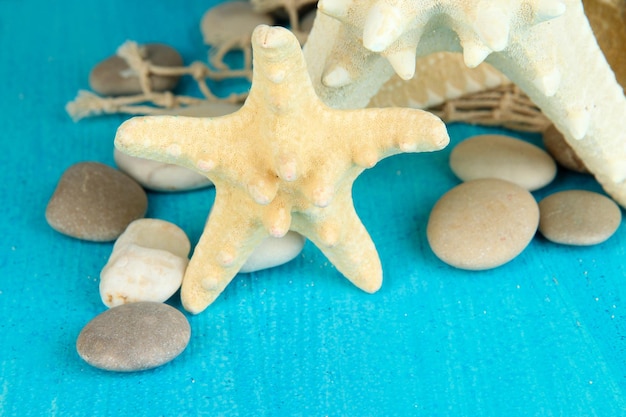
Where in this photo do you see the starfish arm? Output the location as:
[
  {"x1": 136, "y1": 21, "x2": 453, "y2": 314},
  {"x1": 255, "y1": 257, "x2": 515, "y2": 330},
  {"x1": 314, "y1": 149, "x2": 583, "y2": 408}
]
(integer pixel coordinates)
[
  {"x1": 338, "y1": 107, "x2": 450, "y2": 168},
  {"x1": 304, "y1": 12, "x2": 398, "y2": 109},
  {"x1": 114, "y1": 114, "x2": 247, "y2": 176},
  {"x1": 486, "y1": 2, "x2": 626, "y2": 206},
  {"x1": 115, "y1": 113, "x2": 284, "y2": 203},
  {"x1": 181, "y1": 189, "x2": 269, "y2": 314},
  {"x1": 292, "y1": 196, "x2": 383, "y2": 293}
]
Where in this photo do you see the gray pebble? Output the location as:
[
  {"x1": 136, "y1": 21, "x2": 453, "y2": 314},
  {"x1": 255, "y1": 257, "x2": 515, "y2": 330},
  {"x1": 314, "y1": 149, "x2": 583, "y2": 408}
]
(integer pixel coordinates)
[
  {"x1": 538, "y1": 190, "x2": 622, "y2": 245},
  {"x1": 89, "y1": 44, "x2": 183, "y2": 96},
  {"x1": 427, "y1": 178, "x2": 539, "y2": 270},
  {"x1": 76, "y1": 302, "x2": 191, "y2": 372},
  {"x1": 46, "y1": 162, "x2": 147, "y2": 242},
  {"x1": 449, "y1": 134, "x2": 557, "y2": 191}
]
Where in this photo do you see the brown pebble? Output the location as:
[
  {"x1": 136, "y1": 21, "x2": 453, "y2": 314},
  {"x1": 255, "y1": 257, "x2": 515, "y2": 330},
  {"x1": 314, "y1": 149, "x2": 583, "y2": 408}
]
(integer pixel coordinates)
[
  {"x1": 89, "y1": 44, "x2": 183, "y2": 96},
  {"x1": 538, "y1": 190, "x2": 622, "y2": 245},
  {"x1": 76, "y1": 302, "x2": 190, "y2": 372},
  {"x1": 427, "y1": 179, "x2": 539, "y2": 270},
  {"x1": 542, "y1": 124, "x2": 589, "y2": 173},
  {"x1": 46, "y1": 162, "x2": 147, "y2": 242},
  {"x1": 449, "y1": 134, "x2": 557, "y2": 191}
]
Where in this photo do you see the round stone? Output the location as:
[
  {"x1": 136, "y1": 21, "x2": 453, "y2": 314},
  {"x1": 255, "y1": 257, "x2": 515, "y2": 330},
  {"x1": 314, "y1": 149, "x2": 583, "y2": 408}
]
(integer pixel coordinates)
[
  {"x1": 538, "y1": 190, "x2": 622, "y2": 245},
  {"x1": 76, "y1": 302, "x2": 190, "y2": 372},
  {"x1": 89, "y1": 44, "x2": 183, "y2": 96},
  {"x1": 239, "y1": 231, "x2": 306, "y2": 273},
  {"x1": 449, "y1": 134, "x2": 557, "y2": 191},
  {"x1": 100, "y1": 219, "x2": 191, "y2": 308},
  {"x1": 542, "y1": 124, "x2": 589, "y2": 173},
  {"x1": 46, "y1": 162, "x2": 148, "y2": 241},
  {"x1": 427, "y1": 178, "x2": 539, "y2": 270}
]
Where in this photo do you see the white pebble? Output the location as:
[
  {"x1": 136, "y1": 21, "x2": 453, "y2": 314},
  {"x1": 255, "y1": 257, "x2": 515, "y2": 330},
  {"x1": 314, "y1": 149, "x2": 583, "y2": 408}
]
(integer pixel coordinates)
[
  {"x1": 240, "y1": 231, "x2": 305, "y2": 273},
  {"x1": 113, "y1": 102, "x2": 242, "y2": 191},
  {"x1": 100, "y1": 219, "x2": 191, "y2": 307},
  {"x1": 114, "y1": 148, "x2": 213, "y2": 192}
]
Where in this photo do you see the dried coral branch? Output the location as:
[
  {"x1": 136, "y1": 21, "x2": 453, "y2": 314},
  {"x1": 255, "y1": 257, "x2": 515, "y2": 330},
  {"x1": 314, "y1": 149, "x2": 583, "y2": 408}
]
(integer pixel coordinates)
[
  {"x1": 251, "y1": 0, "x2": 317, "y2": 31},
  {"x1": 200, "y1": 1, "x2": 274, "y2": 73}
]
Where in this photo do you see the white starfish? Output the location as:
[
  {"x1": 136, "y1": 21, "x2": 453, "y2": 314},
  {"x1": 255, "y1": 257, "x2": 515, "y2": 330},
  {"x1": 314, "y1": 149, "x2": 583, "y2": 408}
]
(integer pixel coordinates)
[{"x1": 303, "y1": 0, "x2": 626, "y2": 207}]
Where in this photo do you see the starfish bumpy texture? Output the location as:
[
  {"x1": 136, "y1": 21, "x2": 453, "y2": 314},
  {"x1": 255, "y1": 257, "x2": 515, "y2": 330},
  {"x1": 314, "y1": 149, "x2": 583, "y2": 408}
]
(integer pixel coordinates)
[
  {"x1": 304, "y1": 0, "x2": 626, "y2": 207},
  {"x1": 115, "y1": 25, "x2": 449, "y2": 313}
]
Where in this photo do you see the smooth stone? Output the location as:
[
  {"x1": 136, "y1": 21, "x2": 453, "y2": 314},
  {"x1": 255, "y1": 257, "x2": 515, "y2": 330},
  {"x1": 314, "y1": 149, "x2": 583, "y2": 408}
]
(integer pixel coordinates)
[
  {"x1": 76, "y1": 302, "x2": 190, "y2": 372},
  {"x1": 538, "y1": 190, "x2": 622, "y2": 245},
  {"x1": 427, "y1": 178, "x2": 539, "y2": 270},
  {"x1": 200, "y1": 1, "x2": 274, "y2": 47},
  {"x1": 542, "y1": 124, "x2": 589, "y2": 173},
  {"x1": 114, "y1": 149, "x2": 212, "y2": 192},
  {"x1": 113, "y1": 102, "x2": 242, "y2": 192},
  {"x1": 46, "y1": 162, "x2": 147, "y2": 242},
  {"x1": 100, "y1": 219, "x2": 191, "y2": 308},
  {"x1": 89, "y1": 44, "x2": 183, "y2": 96},
  {"x1": 239, "y1": 231, "x2": 306, "y2": 273},
  {"x1": 449, "y1": 134, "x2": 557, "y2": 191}
]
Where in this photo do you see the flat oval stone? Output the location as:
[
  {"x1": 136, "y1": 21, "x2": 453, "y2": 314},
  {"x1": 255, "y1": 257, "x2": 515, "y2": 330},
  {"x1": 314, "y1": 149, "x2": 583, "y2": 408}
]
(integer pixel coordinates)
[
  {"x1": 449, "y1": 134, "x2": 557, "y2": 191},
  {"x1": 100, "y1": 219, "x2": 191, "y2": 308},
  {"x1": 427, "y1": 178, "x2": 539, "y2": 270},
  {"x1": 113, "y1": 102, "x2": 242, "y2": 191},
  {"x1": 89, "y1": 44, "x2": 183, "y2": 96},
  {"x1": 46, "y1": 162, "x2": 147, "y2": 242},
  {"x1": 538, "y1": 190, "x2": 622, "y2": 245},
  {"x1": 239, "y1": 231, "x2": 306, "y2": 273},
  {"x1": 114, "y1": 148, "x2": 212, "y2": 192},
  {"x1": 542, "y1": 124, "x2": 589, "y2": 173},
  {"x1": 76, "y1": 302, "x2": 190, "y2": 372}
]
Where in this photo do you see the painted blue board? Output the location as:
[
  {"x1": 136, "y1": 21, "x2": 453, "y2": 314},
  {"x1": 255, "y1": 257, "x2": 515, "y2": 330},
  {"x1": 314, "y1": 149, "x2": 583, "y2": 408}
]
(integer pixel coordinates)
[{"x1": 0, "y1": 1, "x2": 625, "y2": 416}]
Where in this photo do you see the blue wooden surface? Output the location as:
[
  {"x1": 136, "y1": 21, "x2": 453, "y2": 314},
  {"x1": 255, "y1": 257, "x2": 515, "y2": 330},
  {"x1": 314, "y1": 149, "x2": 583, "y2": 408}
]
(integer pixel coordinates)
[{"x1": 1, "y1": 1, "x2": 625, "y2": 416}]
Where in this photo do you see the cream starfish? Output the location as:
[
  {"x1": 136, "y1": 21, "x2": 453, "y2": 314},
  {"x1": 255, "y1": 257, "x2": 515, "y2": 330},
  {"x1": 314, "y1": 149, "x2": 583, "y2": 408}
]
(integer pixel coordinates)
[
  {"x1": 115, "y1": 25, "x2": 449, "y2": 314},
  {"x1": 304, "y1": 0, "x2": 626, "y2": 207}
]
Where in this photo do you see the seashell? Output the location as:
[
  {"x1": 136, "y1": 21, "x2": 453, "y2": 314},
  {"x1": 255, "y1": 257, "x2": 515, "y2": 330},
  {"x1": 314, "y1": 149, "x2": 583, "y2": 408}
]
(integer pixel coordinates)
[{"x1": 368, "y1": 52, "x2": 510, "y2": 110}]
